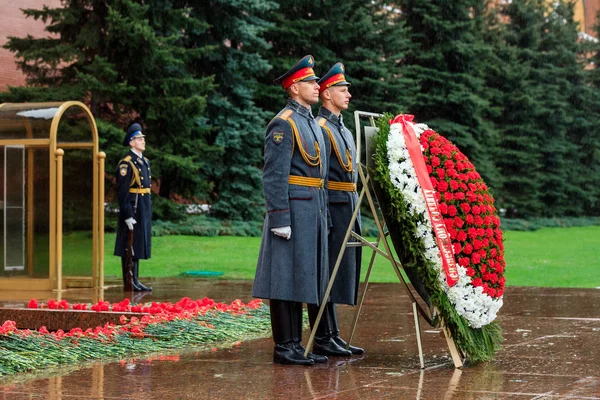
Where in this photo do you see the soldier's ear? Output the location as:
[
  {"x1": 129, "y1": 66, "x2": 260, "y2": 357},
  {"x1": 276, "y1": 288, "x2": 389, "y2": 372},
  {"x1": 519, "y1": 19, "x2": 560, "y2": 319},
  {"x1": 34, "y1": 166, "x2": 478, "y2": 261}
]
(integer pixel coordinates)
[{"x1": 289, "y1": 83, "x2": 300, "y2": 95}]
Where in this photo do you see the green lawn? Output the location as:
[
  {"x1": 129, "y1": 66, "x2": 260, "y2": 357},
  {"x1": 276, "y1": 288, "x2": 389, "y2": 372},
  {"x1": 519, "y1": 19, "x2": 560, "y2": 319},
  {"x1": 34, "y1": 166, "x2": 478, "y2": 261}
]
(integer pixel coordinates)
[
  {"x1": 502, "y1": 226, "x2": 599, "y2": 287},
  {"x1": 103, "y1": 225, "x2": 600, "y2": 288}
]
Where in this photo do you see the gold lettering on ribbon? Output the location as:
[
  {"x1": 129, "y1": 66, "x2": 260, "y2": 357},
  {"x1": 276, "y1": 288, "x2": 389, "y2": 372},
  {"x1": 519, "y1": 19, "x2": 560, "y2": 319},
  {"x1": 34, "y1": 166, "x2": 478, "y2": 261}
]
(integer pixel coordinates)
[{"x1": 423, "y1": 189, "x2": 459, "y2": 284}]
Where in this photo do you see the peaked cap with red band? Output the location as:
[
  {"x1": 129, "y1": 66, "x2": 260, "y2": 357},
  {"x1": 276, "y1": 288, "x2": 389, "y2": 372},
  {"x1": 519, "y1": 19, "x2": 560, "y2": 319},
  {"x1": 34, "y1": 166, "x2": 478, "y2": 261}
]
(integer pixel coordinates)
[
  {"x1": 317, "y1": 62, "x2": 351, "y2": 94},
  {"x1": 273, "y1": 55, "x2": 319, "y2": 89}
]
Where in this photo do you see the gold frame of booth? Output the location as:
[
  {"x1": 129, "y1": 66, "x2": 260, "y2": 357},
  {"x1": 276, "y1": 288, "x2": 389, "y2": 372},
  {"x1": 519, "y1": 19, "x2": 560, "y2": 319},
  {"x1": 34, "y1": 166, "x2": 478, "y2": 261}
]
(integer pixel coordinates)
[{"x1": 0, "y1": 101, "x2": 105, "y2": 293}]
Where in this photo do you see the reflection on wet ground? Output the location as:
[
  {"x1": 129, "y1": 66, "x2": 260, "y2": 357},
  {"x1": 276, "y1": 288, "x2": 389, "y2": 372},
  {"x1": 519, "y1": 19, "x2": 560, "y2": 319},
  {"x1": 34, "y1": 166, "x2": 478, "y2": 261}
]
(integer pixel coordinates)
[{"x1": 1, "y1": 279, "x2": 599, "y2": 399}]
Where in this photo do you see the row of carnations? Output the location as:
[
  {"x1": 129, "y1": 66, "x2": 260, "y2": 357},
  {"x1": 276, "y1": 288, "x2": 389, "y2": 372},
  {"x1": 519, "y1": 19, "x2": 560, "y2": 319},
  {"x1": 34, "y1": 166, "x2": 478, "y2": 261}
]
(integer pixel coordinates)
[{"x1": 0, "y1": 297, "x2": 265, "y2": 341}]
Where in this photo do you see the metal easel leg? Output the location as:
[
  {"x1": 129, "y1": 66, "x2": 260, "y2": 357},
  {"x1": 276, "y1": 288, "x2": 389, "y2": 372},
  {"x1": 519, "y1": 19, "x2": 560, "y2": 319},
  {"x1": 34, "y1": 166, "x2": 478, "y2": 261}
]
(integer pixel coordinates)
[
  {"x1": 413, "y1": 301, "x2": 425, "y2": 369},
  {"x1": 326, "y1": 164, "x2": 436, "y2": 366},
  {"x1": 346, "y1": 231, "x2": 380, "y2": 348},
  {"x1": 304, "y1": 185, "x2": 365, "y2": 357}
]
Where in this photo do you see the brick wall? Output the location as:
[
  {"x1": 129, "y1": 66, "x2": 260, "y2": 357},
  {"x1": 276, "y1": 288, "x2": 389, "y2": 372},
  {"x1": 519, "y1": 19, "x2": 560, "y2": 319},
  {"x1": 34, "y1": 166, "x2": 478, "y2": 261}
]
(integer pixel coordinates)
[
  {"x1": 584, "y1": 0, "x2": 600, "y2": 37},
  {"x1": 0, "y1": 0, "x2": 61, "y2": 91}
]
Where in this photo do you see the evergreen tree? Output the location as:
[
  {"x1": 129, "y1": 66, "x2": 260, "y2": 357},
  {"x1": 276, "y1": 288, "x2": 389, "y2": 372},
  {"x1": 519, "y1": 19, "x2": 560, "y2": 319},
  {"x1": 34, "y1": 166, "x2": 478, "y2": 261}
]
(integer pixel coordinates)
[
  {"x1": 579, "y1": 9, "x2": 600, "y2": 216},
  {"x1": 256, "y1": 0, "x2": 410, "y2": 133},
  {"x1": 189, "y1": 0, "x2": 276, "y2": 221},
  {"x1": 396, "y1": 0, "x2": 501, "y2": 191},
  {"x1": 483, "y1": 0, "x2": 545, "y2": 217},
  {"x1": 533, "y1": 0, "x2": 593, "y2": 216},
  {"x1": 2, "y1": 0, "x2": 217, "y2": 204},
  {"x1": 487, "y1": 0, "x2": 599, "y2": 217}
]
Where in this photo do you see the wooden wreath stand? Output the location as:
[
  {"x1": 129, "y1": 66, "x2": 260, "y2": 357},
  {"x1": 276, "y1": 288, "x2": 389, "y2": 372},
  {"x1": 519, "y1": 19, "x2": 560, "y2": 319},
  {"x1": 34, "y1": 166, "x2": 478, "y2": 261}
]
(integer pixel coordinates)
[{"x1": 305, "y1": 111, "x2": 464, "y2": 369}]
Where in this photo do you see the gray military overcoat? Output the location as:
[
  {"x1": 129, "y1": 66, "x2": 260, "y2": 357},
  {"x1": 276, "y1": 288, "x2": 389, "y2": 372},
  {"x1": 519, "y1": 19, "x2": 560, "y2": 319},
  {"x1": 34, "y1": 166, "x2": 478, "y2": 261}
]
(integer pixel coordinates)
[
  {"x1": 253, "y1": 98, "x2": 330, "y2": 305},
  {"x1": 318, "y1": 107, "x2": 362, "y2": 305}
]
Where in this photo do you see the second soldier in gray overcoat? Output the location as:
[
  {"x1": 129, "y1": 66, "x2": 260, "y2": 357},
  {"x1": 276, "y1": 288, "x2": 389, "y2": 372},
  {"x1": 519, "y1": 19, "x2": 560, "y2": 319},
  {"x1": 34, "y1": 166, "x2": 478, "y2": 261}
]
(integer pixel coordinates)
[
  {"x1": 252, "y1": 55, "x2": 331, "y2": 366},
  {"x1": 308, "y1": 62, "x2": 364, "y2": 356}
]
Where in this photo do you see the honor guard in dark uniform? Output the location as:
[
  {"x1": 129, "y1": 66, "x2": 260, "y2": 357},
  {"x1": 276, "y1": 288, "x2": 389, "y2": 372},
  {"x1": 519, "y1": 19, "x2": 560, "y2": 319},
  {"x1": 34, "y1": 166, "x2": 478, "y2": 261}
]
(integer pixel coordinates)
[
  {"x1": 114, "y1": 123, "x2": 153, "y2": 292},
  {"x1": 310, "y1": 63, "x2": 364, "y2": 356},
  {"x1": 252, "y1": 55, "x2": 331, "y2": 366}
]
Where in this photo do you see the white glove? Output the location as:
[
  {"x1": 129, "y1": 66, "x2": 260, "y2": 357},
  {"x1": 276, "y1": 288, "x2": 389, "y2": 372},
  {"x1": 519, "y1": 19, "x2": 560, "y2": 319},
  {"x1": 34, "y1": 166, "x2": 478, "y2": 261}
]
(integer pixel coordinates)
[
  {"x1": 271, "y1": 226, "x2": 291, "y2": 240},
  {"x1": 125, "y1": 217, "x2": 137, "y2": 231}
]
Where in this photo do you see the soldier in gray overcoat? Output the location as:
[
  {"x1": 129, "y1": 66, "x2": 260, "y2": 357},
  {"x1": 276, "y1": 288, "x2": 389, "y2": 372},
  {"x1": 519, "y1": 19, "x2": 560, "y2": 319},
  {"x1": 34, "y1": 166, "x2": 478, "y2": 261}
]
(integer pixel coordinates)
[
  {"x1": 308, "y1": 63, "x2": 364, "y2": 356},
  {"x1": 252, "y1": 55, "x2": 331, "y2": 366},
  {"x1": 114, "y1": 123, "x2": 152, "y2": 292}
]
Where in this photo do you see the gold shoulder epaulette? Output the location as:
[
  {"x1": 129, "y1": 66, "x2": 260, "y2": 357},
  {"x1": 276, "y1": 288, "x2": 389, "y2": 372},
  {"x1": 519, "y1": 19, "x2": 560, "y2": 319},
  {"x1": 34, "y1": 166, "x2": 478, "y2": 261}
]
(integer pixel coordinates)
[
  {"x1": 119, "y1": 155, "x2": 142, "y2": 187},
  {"x1": 319, "y1": 118, "x2": 333, "y2": 154},
  {"x1": 277, "y1": 109, "x2": 294, "y2": 120}
]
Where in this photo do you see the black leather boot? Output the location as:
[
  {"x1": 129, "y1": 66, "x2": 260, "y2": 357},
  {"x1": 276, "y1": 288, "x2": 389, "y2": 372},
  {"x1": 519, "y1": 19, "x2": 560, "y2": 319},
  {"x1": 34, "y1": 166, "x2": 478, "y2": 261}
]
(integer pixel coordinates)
[
  {"x1": 307, "y1": 303, "x2": 352, "y2": 357},
  {"x1": 132, "y1": 260, "x2": 152, "y2": 292},
  {"x1": 291, "y1": 302, "x2": 327, "y2": 363},
  {"x1": 270, "y1": 300, "x2": 314, "y2": 366},
  {"x1": 121, "y1": 257, "x2": 139, "y2": 292},
  {"x1": 328, "y1": 303, "x2": 364, "y2": 355}
]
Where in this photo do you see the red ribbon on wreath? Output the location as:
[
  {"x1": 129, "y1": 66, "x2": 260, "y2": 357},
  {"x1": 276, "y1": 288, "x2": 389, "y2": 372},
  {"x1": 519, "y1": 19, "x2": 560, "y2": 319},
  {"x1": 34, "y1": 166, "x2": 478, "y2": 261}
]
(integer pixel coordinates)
[{"x1": 389, "y1": 114, "x2": 459, "y2": 287}]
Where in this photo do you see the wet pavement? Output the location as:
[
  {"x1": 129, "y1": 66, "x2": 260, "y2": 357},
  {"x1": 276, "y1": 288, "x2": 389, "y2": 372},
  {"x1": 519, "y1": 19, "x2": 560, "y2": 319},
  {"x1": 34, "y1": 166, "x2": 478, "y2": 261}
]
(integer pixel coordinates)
[{"x1": 1, "y1": 279, "x2": 599, "y2": 399}]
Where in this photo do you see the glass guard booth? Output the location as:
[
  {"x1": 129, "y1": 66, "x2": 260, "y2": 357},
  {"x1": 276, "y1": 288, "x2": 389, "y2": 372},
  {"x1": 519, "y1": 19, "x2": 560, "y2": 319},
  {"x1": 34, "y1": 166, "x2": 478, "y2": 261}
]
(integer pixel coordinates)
[{"x1": 0, "y1": 102, "x2": 105, "y2": 291}]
